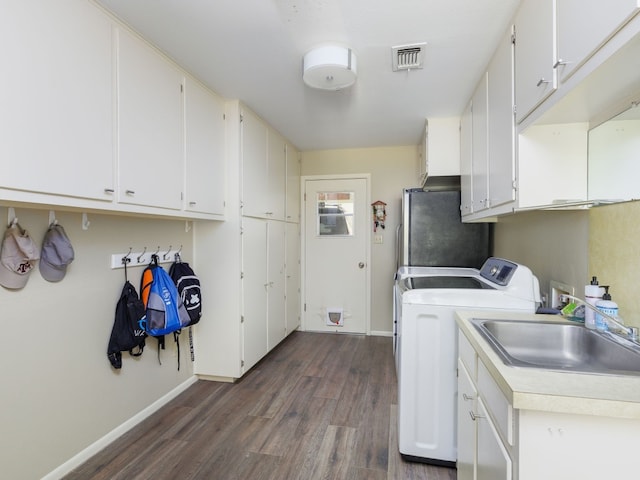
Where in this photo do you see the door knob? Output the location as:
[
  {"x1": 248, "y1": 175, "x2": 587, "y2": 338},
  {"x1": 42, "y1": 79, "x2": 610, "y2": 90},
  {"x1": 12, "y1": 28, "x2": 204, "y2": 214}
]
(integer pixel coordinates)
[{"x1": 358, "y1": 262, "x2": 365, "y2": 269}]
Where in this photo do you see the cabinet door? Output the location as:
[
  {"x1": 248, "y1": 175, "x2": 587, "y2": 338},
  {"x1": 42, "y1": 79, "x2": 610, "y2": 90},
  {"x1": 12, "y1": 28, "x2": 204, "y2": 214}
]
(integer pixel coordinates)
[
  {"x1": 184, "y1": 77, "x2": 226, "y2": 215},
  {"x1": 286, "y1": 142, "x2": 301, "y2": 223},
  {"x1": 0, "y1": 1, "x2": 113, "y2": 201},
  {"x1": 267, "y1": 129, "x2": 287, "y2": 220},
  {"x1": 477, "y1": 398, "x2": 512, "y2": 480},
  {"x1": 267, "y1": 220, "x2": 286, "y2": 350},
  {"x1": 471, "y1": 74, "x2": 489, "y2": 212},
  {"x1": 241, "y1": 108, "x2": 269, "y2": 218},
  {"x1": 241, "y1": 217, "x2": 269, "y2": 372},
  {"x1": 285, "y1": 222, "x2": 301, "y2": 334},
  {"x1": 487, "y1": 25, "x2": 516, "y2": 209},
  {"x1": 514, "y1": 0, "x2": 556, "y2": 123},
  {"x1": 457, "y1": 359, "x2": 477, "y2": 480},
  {"x1": 117, "y1": 28, "x2": 184, "y2": 210},
  {"x1": 460, "y1": 102, "x2": 474, "y2": 217},
  {"x1": 556, "y1": 0, "x2": 640, "y2": 82}
]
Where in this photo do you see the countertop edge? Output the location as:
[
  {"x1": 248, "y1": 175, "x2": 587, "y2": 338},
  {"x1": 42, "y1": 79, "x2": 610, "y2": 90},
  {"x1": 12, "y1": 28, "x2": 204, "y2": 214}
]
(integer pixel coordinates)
[{"x1": 456, "y1": 310, "x2": 640, "y2": 420}]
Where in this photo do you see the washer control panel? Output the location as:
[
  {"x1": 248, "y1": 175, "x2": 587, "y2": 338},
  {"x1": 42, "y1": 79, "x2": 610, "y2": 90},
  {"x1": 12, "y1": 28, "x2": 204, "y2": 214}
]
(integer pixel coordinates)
[{"x1": 479, "y1": 257, "x2": 518, "y2": 286}]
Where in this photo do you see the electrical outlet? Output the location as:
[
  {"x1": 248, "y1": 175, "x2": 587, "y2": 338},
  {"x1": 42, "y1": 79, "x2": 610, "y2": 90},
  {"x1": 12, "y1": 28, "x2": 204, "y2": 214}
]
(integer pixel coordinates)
[
  {"x1": 550, "y1": 280, "x2": 575, "y2": 308},
  {"x1": 373, "y1": 234, "x2": 383, "y2": 244}
]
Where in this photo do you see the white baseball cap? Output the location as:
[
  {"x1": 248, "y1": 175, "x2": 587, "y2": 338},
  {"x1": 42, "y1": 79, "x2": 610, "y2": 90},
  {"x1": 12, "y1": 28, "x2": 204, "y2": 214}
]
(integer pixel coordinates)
[{"x1": 0, "y1": 223, "x2": 40, "y2": 289}]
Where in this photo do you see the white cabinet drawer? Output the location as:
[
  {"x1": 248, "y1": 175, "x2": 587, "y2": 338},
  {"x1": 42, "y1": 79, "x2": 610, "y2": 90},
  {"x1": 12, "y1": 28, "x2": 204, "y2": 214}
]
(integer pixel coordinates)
[{"x1": 478, "y1": 360, "x2": 513, "y2": 446}]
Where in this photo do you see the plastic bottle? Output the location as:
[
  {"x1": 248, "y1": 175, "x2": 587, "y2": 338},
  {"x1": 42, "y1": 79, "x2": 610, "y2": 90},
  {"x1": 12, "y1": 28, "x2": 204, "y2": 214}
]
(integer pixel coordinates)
[
  {"x1": 584, "y1": 276, "x2": 605, "y2": 330},
  {"x1": 595, "y1": 286, "x2": 618, "y2": 331}
]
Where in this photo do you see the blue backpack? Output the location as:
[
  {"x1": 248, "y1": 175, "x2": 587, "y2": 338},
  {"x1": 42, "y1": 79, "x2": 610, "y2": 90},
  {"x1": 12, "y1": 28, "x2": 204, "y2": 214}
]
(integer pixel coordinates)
[
  {"x1": 140, "y1": 255, "x2": 191, "y2": 368},
  {"x1": 141, "y1": 256, "x2": 191, "y2": 335}
]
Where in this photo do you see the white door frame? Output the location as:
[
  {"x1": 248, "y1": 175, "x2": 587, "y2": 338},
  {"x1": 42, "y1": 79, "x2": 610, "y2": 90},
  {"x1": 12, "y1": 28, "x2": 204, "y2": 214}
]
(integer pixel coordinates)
[{"x1": 300, "y1": 173, "x2": 372, "y2": 334}]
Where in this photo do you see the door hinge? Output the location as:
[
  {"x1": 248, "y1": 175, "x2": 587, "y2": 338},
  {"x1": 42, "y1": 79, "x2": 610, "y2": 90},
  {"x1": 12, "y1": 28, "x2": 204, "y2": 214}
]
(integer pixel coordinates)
[
  {"x1": 223, "y1": 113, "x2": 226, "y2": 120},
  {"x1": 180, "y1": 83, "x2": 184, "y2": 93},
  {"x1": 511, "y1": 33, "x2": 516, "y2": 45},
  {"x1": 241, "y1": 315, "x2": 244, "y2": 323},
  {"x1": 304, "y1": 303, "x2": 307, "y2": 312},
  {"x1": 240, "y1": 113, "x2": 244, "y2": 123},
  {"x1": 241, "y1": 360, "x2": 245, "y2": 367},
  {"x1": 240, "y1": 271, "x2": 244, "y2": 279},
  {"x1": 304, "y1": 193, "x2": 306, "y2": 201}
]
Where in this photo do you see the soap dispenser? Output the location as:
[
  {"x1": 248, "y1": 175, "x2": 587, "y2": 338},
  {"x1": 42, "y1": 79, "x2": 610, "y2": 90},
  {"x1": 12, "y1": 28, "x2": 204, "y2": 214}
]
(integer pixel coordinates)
[
  {"x1": 584, "y1": 276, "x2": 605, "y2": 330},
  {"x1": 595, "y1": 286, "x2": 618, "y2": 331}
]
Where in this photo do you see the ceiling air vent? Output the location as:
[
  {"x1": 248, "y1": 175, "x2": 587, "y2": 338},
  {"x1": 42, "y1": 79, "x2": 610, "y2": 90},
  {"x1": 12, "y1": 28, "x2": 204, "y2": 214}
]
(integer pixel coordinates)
[{"x1": 392, "y1": 43, "x2": 426, "y2": 71}]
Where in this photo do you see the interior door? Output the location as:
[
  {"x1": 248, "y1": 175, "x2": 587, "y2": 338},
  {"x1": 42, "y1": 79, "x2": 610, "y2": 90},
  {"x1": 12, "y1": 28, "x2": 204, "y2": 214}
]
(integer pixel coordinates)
[{"x1": 303, "y1": 177, "x2": 369, "y2": 333}]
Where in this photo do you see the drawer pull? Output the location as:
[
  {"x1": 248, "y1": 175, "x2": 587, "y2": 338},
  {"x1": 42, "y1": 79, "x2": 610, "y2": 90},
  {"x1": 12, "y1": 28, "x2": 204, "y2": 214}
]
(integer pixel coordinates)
[
  {"x1": 536, "y1": 78, "x2": 551, "y2": 87},
  {"x1": 469, "y1": 411, "x2": 485, "y2": 421},
  {"x1": 463, "y1": 393, "x2": 475, "y2": 401},
  {"x1": 125, "y1": 190, "x2": 135, "y2": 196}
]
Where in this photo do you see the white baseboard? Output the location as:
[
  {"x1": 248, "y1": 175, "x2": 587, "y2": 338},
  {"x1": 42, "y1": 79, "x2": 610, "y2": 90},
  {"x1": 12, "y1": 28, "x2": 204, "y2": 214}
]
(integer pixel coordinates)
[
  {"x1": 370, "y1": 330, "x2": 393, "y2": 337},
  {"x1": 43, "y1": 376, "x2": 198, "y2": 480}
]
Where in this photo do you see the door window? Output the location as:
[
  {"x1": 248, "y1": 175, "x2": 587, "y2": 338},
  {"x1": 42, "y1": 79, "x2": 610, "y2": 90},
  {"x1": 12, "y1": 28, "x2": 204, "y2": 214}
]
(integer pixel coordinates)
[{"x1": 317, "y1": 191, "x2": 354, "y2": 236}]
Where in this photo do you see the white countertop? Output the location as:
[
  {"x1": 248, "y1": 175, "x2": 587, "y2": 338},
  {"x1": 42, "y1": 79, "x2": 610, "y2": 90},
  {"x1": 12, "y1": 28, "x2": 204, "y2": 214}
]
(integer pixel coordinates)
[{"x1": 456, "y1": 310, "x2": 640, "y2": 419}]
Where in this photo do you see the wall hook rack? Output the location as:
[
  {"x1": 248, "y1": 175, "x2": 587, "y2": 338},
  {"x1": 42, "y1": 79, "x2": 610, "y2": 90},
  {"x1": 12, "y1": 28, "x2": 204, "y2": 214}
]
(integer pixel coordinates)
[
  {"x1": 110, "y1": 245, "x2": 183, "y2": 269},
  {"x1": 7, "y1": 207, "x2": 17, "y2": 227}
]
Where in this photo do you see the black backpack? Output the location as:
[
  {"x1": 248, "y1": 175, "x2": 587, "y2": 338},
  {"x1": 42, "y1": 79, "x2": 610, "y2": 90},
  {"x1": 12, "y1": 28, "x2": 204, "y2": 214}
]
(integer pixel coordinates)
[
  {"x1": 169, "y1": 259, "x2": 202, "y2": 327},
  {"x1": 107, "y1": 281, "x2": 147, "y2": 369}
]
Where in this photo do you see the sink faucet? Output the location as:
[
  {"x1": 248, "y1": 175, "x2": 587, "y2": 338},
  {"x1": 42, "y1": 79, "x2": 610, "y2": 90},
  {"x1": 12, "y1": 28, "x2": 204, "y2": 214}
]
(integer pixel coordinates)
[{"x1": 561, "y1": 294, "x2": 640, "y2": 345}]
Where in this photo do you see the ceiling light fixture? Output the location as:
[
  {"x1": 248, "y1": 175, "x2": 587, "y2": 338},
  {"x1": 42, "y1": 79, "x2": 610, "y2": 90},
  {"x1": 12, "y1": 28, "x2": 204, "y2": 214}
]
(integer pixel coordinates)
[{"x1": 302, "y1": 45, "x2": 357, "y2": 91}]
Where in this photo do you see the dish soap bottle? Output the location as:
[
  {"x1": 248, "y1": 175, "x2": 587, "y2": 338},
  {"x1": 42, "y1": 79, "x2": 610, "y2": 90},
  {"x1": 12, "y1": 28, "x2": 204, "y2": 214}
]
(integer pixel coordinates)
[
  {"x1": 584, "y1": 276, "x2": 605, "y2": 330},
  {"x1": 595, "y1": 286, "x2": 618, "y2": 331}
]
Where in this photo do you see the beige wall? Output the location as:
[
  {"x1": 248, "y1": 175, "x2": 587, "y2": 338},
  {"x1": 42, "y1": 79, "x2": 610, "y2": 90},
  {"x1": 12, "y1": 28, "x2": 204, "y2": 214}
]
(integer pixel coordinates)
[
  {"x1": 0, "y1": 206, "x2": 195, "y2": 480},
  {"x1": 301, "y1": 145, "x2": 419, "y2": 334},
  {"x1": 492, "y1": 209, "x2": 589, "y2": 309},
  {"x1": 589, "y1": 200, "x2": 640, "y2": 325}
]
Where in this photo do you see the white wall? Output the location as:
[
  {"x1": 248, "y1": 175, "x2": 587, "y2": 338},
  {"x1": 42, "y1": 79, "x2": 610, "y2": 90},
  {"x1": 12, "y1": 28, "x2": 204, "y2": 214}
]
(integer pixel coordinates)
[
  {"x1": 0, "y1": 206, "x2": 195, "y2": 479},
  {"x1": 301, "y1": 145, "x2": 419, "y2": 334}
]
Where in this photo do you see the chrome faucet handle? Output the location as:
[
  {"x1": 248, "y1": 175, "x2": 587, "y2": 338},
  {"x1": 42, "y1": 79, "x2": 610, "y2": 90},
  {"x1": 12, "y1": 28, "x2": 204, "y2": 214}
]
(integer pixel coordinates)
[{"x1": 628, "y1": 327, "x2": 639, "y2": 342}]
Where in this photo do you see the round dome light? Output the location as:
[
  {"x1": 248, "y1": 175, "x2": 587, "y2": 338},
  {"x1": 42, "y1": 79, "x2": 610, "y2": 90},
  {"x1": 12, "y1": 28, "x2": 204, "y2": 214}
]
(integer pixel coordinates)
[{"x1": 303, "y1": 45, "x2": 357, "y2": 91}]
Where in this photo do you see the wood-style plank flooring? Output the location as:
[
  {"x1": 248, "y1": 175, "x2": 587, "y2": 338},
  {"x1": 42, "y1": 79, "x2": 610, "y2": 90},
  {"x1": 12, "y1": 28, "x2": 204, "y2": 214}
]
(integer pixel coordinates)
[{"x1": 65, "y1": 332, "x2": 457, "y2": 480}]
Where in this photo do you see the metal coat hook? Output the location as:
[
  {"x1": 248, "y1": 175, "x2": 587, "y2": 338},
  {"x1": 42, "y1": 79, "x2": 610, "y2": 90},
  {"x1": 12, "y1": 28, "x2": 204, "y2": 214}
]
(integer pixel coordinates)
[
  {"x1": 153, "y1": 246, "x2": 160, "y2": 256},
  {"x1": 121, "y1": 247, "x2": 133, "y2": 266},
  {"x1": 163, "y1": 245, "x2": 172, "y2": 261},
  {"x1": 82, "y1": 213, "x2": 90, "y2": 230},
  {"x1": 137, "y1": 246, "x2": 147, "y2": 263},
  {"x1": 174, "y1": 245, "x2": 183, "y2": 262}
]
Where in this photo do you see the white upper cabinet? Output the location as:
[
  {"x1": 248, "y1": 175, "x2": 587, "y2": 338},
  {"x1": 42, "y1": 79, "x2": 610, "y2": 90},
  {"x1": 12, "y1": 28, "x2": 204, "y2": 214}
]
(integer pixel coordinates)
[
  {"x1": 267, "y1": 130, "x2": 287, "y2": 221},
  {"x1": 487, "y1": 25, "x2": 516, "y2": 210},
  {"x1": 241, "y1": 108, "x2": 287, "y2": 221},
  {"x1": 514, "y1": 0, "x2": 556, "y2": 123},
  {"x1": 460, "y1": 102, "x2": 474, "y2": 217},
  {"x1": 286, "y1": 142, "x2": 301, "y2": 223},
  {"x1": 184, "y1": 76, "x2": 226, "y2": 216},
  {"x1": 0, "y1": 0, "x2": 114, "y2": 201},
  {"x1": 117, "y1": 28, "x2": 184, "y2": 210},
  {"x1": 556, "y1": 0, "x2": 640, "y2": 82},
  {"x1": 241, "y1": 108, "x2": 269, "y2": 218},
  {"x1": 471, "y1": 73, "x2": 489, "y2": 213}
]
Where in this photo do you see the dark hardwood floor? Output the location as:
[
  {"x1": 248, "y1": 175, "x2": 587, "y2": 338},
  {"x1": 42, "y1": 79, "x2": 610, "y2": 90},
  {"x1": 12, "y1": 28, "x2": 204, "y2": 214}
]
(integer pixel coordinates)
[{"x1": 65, "y1": 332, "x2": 457, "y2": 480}]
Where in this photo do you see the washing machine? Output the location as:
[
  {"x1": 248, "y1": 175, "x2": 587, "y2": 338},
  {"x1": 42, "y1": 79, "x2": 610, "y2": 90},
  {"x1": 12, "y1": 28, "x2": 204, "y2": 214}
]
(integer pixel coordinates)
[{"x1": 395, "y1": 257, "x2": 540, "y2": 466}]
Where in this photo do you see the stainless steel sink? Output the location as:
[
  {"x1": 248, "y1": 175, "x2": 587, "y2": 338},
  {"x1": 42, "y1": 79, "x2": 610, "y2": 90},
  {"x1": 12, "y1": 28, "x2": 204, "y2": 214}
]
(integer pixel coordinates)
[{"x1": 470, "y1": 318, "x2": 640, "y2": 376}]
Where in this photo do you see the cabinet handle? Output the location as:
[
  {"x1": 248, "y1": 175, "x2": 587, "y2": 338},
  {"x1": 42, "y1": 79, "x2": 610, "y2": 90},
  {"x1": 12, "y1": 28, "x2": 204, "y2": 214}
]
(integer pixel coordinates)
[
  {"x1": 265, "y1": 211, "x2": 274, "y2": 216},
  {"x1": 104, "y1": 188, "x2": 114, "y2": 194},
  {"x1": 189, "y1": 201, "x2": 197, "y2": 206},
  {"x1": 463, "y1": 393, "x2": 475, "y2": 401},
  {"x1": 469, "y1": 411, "x2": 485, "y2": 421},
  {"x1": 536, "y1": 78, "x2": 551, "y2": 87},
  {"x1": 553, "y1": 59, "x2": 570, "y2": 68},
  {"x1": 125, "y1": 190, "x2": 135, "y2": 195}
]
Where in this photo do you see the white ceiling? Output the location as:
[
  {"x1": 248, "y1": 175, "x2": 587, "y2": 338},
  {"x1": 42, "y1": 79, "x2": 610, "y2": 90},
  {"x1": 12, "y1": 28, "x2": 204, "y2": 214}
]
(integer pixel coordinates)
[{"x1": 95, "y1": 0, "x2": 522, "y2": 151}]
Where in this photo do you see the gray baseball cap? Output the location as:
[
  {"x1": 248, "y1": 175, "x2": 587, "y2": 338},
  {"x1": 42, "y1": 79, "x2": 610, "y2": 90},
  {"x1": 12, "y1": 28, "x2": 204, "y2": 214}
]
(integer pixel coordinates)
[
  {"x1": 0, "y1": 223, "x2": 40, "y2": 289},
  {"x1": 40, "y1": 224, "x2": 74, "y2": 282}
]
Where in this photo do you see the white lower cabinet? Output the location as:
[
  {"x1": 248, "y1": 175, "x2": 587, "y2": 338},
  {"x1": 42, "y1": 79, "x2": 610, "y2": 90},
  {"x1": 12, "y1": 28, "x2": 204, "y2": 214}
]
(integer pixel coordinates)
[
  {"x1": 457, "y1": 336, "x2": 512, "y2": 480},
  {"x1": 458, "y1": 327, "x2": 640, "y2": 480},
  {"x1": 476, "y1": 398, "x2": 512, "y2": 480}
]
